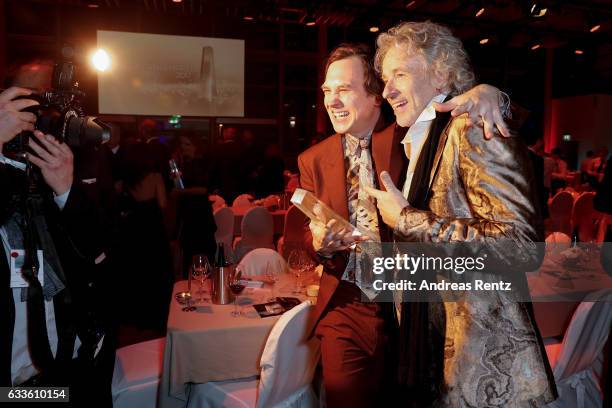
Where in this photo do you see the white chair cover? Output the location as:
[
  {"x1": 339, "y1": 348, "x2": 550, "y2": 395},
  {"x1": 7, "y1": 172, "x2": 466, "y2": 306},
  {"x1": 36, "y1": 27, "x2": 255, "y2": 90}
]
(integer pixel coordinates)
[
  {"x1": 257, "y1": 301, "x2": 320, "y2": 408},
  {"x1": 112, "y1": 338, "x2": 165, "y2": 408},
  {"x1": 210, "y1": 194, "x2": 227, "y2": 212},
  {"x1": 237, "y1": 248, "x2": 287, "y2": 278},
  {"x1": 232, "y1": 194, "x2": 255, "y2": 209},
  {"x1": 549, "y1": 191, "x2": 574, "y2": 236},
  {"x1": 188, "y1": 301, "x2": 320, "y2": 408},
  {"x1": 234, "y1": 207, "x2": 275, "y2": 262},
  {"x1": 544, "y1": 289, "x2": 612, "y2": 408},
  {"x1": 214, "y1": 207, "x2": 235, "y2": 259}
]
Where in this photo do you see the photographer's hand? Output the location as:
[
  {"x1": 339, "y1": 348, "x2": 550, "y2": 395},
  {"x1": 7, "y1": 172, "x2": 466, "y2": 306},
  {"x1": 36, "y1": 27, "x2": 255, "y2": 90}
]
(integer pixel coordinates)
[
  {"x1": 27, "y1": 130, "x2": 74, "y2": 196},
  {"x1": 0, "y1": 87, "x2": 38, "y2": 151}
]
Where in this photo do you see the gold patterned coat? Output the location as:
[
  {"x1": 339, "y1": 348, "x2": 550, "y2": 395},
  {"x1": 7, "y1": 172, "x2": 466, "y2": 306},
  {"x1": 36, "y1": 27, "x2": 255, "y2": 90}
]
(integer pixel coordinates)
[{"x1": 394, "y1": 115, "x2": 557, "y2": 407}]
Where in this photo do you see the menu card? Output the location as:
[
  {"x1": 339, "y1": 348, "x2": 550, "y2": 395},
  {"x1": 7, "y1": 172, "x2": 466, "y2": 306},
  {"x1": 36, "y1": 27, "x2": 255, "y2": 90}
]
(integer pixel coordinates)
[{"x1": 253, "y1": 297, "x2": 301, "y2": 318}]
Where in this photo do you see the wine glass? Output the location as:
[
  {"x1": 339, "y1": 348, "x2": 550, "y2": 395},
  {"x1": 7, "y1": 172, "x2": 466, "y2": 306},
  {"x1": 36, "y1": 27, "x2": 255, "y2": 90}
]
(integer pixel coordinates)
[
  {"x1": 265, "y1": 261, "x2": 281, "y2": 301},
  {"x1": 229, "y1": 267, "x2": 246, "y2": 317},
  {"x1": 192, "y1": 254, "x2": 211, "y2": 302},
  {"x1": 288, "y1": 249, "x2": 307, "y2": 294}
]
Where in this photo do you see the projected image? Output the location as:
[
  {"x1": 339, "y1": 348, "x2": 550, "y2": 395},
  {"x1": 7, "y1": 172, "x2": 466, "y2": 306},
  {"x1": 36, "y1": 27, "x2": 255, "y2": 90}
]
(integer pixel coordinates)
[{"x1": 97, "y1": 30, "x2": 244, "y2": 117}]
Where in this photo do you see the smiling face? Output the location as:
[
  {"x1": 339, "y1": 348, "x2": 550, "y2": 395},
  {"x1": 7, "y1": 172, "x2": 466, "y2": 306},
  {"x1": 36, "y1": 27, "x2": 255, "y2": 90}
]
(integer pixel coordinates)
[
  {"x1": 322, "y1": 56, "x2": 381, "y2": 138},
  {"x1": 381, "y1": 46, "x2": 442, "y2": 127}
]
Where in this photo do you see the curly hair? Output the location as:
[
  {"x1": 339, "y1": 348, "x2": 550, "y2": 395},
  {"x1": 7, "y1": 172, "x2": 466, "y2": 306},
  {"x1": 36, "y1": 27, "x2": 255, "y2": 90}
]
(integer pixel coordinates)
[
  {"x1": 326, "y1": 43, "x2": 384, "y2": 101},
  {"x1": 374, "y1": 21, "x2": 475, "y2": 96}
]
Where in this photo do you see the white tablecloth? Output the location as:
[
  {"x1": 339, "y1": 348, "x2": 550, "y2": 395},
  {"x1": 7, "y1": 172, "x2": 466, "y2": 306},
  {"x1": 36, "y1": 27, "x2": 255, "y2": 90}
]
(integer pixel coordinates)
[
  {"x1": 529, "y1": 247, "x2": 612, "y2": 337},
  {"x1": 159, "y1": 274, "x2": 309, "y2": 408}
]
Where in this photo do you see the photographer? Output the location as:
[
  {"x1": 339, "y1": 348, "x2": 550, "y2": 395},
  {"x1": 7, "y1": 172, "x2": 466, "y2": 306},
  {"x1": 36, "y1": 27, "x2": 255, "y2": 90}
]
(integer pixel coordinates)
[{"x1": 1, "y1": 87, "x2": 114, "y2": 405}]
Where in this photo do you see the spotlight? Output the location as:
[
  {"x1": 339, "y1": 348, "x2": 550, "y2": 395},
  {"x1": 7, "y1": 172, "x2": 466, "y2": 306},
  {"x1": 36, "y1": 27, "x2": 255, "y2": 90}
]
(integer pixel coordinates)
[
  {"x1": 479, "y1": 38, "x2": 489, "y2": 45},
  {"x1": 475, "y1": 7, "x2": 485, "y2": 17},
  {"x1": 369, "y1": 26, "x2": 380, "y2": 33},
  {"x1": 575, "y1": 49, "x2": 584, "y2": 55},
  {"x1": 91, "y1": 49, "x2": 111, "y2": 72},
  {"x1": 530, "y1": 43, "x2": 541, "y2": 50},
  {"x1": 589, "y1": 24, "x2": 601, "y2": 33},
  {"x1": 243, "y1": 16, "x2": 254, "y2": 21},
  {"x1": 530, "y1": 3, "x2": 547, "y2": 18}
]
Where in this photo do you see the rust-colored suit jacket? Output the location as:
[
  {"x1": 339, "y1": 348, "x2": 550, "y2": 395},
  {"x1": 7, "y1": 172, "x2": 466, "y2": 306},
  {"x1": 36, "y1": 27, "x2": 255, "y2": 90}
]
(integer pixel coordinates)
[{"x1": 297, "y1": 122, "x2": 406, "y2": 333}]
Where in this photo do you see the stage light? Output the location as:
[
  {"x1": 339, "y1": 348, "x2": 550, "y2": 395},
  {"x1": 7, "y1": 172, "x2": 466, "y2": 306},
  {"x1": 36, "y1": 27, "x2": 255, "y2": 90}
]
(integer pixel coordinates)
[
  {"x1": 243, "y1": 16, "x2": 254, "y2": 21},
  {"x1": 172, "y1": 0, "x2": 182, "y2": 3},
  {"x1": 531, "y1": 43, "x2": 541, "y2": 50},
  {"x1": 369, "y1": 26, "x2": 380, "y2": 33},
  {"x1": 479, "y1": 38, "x2": 489, "y2": 45},
  {"x1": 405, "y1": 1, "x2": 416, "y2": 8},
  {"x1": 589, "y1": 24, "x2": 601, "y2": 33},
  {"x1": 475, "y1": 7, "x2": 485, "y2": 17},
  {"x1": 530, "y1": 3, "x2": 547, "y2": 18},
  {"x1": 575, "y1": 49, "x2": 584, "y2": 55},
  {"x1": 91, "y1": 49, "x2": 111, "y2": 72}
]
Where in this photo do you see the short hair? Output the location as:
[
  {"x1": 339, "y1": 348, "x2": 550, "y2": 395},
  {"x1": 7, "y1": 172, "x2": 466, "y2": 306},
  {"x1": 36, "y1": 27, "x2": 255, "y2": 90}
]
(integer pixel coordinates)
[
  {"x1": 374, "y1": 21, "x2": 476, "y2": 96},
  {"x1": 325, "y1": 43, "x2": 383, "y2": 101}
]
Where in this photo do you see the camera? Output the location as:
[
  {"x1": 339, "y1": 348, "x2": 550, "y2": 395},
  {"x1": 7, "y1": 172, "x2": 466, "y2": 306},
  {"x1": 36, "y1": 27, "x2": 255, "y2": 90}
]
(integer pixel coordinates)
[{"x1": 4, "y1": 59, "x2": 110, "y2": 159}]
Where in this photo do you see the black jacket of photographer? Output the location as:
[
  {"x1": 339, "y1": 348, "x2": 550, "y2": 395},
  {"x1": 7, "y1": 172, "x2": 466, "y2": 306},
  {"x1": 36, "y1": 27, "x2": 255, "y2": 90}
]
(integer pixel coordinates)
[{"x1": 0, "y1": 161, "x2": 110, "y2": 386}]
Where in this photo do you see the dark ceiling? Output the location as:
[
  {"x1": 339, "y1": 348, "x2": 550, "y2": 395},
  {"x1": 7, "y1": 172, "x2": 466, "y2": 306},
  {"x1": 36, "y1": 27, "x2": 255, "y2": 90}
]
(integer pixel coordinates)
[{"x1": 2, "y1": 0, "x2": 611, "y2": 135}]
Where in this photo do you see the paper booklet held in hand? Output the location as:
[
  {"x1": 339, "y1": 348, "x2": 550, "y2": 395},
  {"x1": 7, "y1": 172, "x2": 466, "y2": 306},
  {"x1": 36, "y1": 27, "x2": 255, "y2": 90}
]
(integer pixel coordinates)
[{"x1": 290, "y1": 188, "x2": 380, "y2": 242}]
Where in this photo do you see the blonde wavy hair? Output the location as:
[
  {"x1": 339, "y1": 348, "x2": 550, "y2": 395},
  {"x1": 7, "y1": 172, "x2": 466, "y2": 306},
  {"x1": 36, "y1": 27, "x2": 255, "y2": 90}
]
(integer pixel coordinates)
[{"x1": 375, "y1": 21, "x2": 476, "y2": 96}]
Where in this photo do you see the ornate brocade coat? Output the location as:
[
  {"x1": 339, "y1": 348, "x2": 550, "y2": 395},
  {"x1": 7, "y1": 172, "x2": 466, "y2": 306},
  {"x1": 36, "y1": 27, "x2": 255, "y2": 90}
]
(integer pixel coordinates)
[{"x1": 395, "y1": 115, "x2": 557, "y2": 407}]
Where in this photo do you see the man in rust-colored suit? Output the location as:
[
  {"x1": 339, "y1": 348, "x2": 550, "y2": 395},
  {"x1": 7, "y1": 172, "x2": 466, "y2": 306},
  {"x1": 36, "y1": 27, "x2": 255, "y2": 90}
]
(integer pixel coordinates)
[{"x1": 298, "y1": 44, "x2": 508, "y2": 407}]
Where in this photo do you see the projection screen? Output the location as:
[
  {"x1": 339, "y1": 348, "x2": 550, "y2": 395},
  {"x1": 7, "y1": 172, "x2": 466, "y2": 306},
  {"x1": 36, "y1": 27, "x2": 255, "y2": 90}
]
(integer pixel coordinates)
[{"x1": 97, "y1": 30, "x2": 244, "y2": 117}]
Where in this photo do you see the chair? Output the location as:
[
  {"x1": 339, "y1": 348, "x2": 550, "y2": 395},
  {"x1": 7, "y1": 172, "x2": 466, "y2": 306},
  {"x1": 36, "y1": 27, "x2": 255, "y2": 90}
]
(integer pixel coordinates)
[
  {"x1": 112, "y1": 338, "x2": 165, "y2": 408},
  {"x1": 187, "y1": 301, "x2": 320, "y2": 408},
  {"x1": 237, "y1": 248, "x2": 287, "y2": 278},
  {"x1": 234, "y1": 207, "x2": 275, "y2": 262},
  {"x1": 277, "y1": 205, "x2": 309, "y2": 259},
  {"x1": 214, "y1": 207, "x2": 235, "y2": 260},
  {"x1": 232, "y1": 194, "x2": 255, "y2": 209},
  {"x1": 285, "y1": 175, "x2": 299, "y2": 194},
  {"x1": 210, "y1": 194, "x2": 227, "y2": 212},
  {"x1": 549, "y1": 191, "x2": 574, "y2": 236},
  {"x1": 543, "y1": 289, "x2": 612, "y2": 408},
  {"x1": 571, "y1": 192, "x2": 598, "y2": 242},
  {"x1": 263, "y1": 195, "x2": 281, "y2": 211}
]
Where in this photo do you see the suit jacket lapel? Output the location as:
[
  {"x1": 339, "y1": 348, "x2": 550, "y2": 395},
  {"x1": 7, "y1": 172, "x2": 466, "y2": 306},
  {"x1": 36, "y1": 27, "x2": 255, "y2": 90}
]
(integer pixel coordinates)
[
  {"x1": 371, "y1": 124, "x2": 407, "y2": 189},
  {"x1": 428, "y1": 112, "x2": 452, "y2": 192},
  {"x1": 322, "y1": 134, "x2": 350, "y2": 221}
]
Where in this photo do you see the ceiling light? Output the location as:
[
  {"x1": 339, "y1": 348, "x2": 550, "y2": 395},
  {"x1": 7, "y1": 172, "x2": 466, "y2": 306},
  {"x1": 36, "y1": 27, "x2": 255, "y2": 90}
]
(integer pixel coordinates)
[
  {"x1": 589, "y1": 24, "x2": 601, "y2": 33},
  {"x1": 531, "y1": 43, "x2": 541, "y2": 50},
  {"x1": 479, "y1": 38, "x2": 489, "y2": 45},
  {"x1": 475, "y1": 7, "x2": 485, "y2": 17},
  {"x1": 530, "y1": 3, "x2": 547, "y2": 18},
  {"x1": 369, "y1": 26, "x2": 380, "y2": 33}
]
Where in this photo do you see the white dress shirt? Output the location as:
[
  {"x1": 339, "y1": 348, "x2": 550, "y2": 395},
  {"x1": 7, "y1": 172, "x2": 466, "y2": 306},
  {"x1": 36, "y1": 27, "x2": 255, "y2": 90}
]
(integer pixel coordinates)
[
  {"x1": 0, "y1": 154, "x2": 75, "y2": 385},
  {"x1": 401, "y1": 94, "x2": 447, "y2": 199}
]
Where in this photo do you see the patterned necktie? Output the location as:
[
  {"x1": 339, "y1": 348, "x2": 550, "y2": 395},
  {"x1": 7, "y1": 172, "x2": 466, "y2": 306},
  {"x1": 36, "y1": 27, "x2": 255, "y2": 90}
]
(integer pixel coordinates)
[{"x1": 345, "y1": 135, "x2": 381, "y2": 299}]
